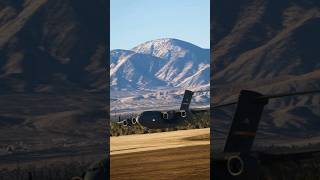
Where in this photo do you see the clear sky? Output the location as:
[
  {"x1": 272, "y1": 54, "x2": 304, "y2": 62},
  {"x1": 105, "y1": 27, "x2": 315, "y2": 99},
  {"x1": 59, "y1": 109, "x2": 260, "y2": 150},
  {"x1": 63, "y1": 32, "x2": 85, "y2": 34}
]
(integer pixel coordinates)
[{"x1": 110, "y1": 0, "x2": 210, "y2": 50}]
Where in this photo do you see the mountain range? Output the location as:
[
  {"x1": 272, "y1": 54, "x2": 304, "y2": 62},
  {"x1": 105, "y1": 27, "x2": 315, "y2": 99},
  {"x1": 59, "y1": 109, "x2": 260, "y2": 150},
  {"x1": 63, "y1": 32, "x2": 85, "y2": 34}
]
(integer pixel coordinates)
[
  {"x1": 110, "y1": 38, "x2": 210, "y2": 92},
  {"x1": 212, "y1": 0, "x2": 320, "y2": 137},
  {"x1": 213, "y1": 0, "x2": 320, "y2": 88},
  {"x1": 1, "y1": 0, "x2": 319, "y2": 135}
]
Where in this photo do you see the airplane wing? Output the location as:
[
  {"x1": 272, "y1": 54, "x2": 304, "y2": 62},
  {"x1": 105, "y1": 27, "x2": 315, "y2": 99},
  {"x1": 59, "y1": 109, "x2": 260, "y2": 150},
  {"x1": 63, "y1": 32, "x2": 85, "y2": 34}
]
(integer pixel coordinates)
[
  {"x1": 259, "y1": 149, "x2": 320, "y2": 163},
  {"x1": 212, "y1": 149, "x2": 320, "y2": 162}
]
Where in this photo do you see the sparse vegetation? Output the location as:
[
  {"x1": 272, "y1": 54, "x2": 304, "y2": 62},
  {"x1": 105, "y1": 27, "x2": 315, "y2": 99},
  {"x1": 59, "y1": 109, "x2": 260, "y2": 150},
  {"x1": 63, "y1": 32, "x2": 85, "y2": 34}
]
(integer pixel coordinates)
[
  {"x1": 260, "y1": 158, "x2": 320, "y2": 180},
  {"x1": 0, "y1": 161, "x2": 90, "y2": 180},
  {"x1": 257, "y1": 144, "x2": 320, "y2": 180}
]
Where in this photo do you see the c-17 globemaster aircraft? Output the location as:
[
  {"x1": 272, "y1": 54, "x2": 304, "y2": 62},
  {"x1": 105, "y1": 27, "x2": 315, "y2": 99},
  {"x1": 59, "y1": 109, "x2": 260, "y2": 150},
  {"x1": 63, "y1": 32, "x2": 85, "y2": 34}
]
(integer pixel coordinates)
[
  {"x1": 117, "y1": 90, "x2": 209, "y2": 129},
  {"x1": 212, "y1": 89, "x2": 320, "y2": 180}
]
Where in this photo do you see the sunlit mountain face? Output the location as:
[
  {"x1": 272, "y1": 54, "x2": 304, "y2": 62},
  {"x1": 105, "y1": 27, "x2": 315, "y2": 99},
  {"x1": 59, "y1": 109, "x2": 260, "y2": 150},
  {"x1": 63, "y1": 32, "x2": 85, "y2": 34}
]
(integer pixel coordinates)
[
  {"x1": 111, "y1": 38, "x2": 210, "y2": 91},
  {"x1": 110, "y1": 38, "x2": 210, "y2": 113}
]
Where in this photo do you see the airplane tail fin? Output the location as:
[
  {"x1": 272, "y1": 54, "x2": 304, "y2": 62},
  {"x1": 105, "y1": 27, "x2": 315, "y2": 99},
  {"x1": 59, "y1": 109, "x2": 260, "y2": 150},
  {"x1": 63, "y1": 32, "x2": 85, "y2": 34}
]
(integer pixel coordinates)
[
  {"x1": 180, "y1": 90, "x2": 194, "y2": 111},
  {"x1": 223, "y1": 90, "x2": 268, "y2": 153}
]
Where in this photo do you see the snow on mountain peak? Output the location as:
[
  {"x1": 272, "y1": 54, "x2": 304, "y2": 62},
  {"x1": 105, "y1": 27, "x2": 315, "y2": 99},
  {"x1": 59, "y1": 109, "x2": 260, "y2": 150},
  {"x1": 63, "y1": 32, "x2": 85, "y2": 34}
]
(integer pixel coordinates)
[
  {"x1": 110, "y1": 38, "x2": 209, "y2": 91},
  {"x1": 131, "y1": 38, "x2": 204, "y2": 60}
]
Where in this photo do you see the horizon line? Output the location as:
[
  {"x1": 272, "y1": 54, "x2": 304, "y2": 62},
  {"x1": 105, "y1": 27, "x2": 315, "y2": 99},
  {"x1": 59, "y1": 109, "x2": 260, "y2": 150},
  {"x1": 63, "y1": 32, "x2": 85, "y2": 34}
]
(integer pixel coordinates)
[{"x1": 110, "y1": 37, "x2": 210, "y2": 51}]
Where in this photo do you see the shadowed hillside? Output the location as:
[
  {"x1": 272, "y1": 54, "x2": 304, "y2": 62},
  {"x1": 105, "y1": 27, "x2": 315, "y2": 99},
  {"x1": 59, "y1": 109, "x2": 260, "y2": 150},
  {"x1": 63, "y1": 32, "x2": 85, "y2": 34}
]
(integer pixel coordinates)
[
  {"x1": 213, "y1": 0, "x2": 320, "y2": 81},
  {"x1": 0, "y1": 0, "x2": 107, "y2": 92},
  {"x1": 212, "y1": 0, "x2": 320, "y2": 138},
  {"x1": 0, "y1": 0, "x2": 108, "y2": 176}
]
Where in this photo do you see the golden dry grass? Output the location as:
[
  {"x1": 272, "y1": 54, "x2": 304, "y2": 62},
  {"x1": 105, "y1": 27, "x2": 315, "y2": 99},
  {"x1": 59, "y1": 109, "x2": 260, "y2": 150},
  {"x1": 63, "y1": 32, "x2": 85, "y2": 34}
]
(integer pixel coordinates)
[
  {"x1": 111, "y1": 145, "x2": 210, "y2": 180},
  {"x1": 110, "y1": 129, "x2": 210, "y2": 180}
]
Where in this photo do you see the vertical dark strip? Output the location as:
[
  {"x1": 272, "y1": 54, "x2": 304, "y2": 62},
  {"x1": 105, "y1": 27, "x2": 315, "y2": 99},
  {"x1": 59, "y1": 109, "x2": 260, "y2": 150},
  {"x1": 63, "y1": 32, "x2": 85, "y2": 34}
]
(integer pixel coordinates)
[
  {"x1": 107, "y1": 0, "x2": 111, "y2": 179},
  {"x1": 210, "y1": 0, "x2": 214, "y2": 178}
]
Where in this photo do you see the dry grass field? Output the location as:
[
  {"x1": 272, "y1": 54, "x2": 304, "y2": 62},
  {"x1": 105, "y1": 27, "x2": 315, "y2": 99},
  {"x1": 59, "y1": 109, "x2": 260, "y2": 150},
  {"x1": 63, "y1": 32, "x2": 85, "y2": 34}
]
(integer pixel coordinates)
[{"x1": 110, "y1": 128, "x2": 210, "y2": 180}]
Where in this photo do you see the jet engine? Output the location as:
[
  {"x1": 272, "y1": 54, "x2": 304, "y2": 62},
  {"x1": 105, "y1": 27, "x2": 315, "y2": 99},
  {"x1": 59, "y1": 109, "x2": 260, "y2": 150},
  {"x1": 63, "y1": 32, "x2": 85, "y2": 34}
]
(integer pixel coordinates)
[
  {"x1": 227, "y1": 155, "x2": 244, "y2": 176},
  {"x1": 121, "y1": 119, "x2": 133, "y2": 127},
  {"x1": 225, "y1": 153, "x2": 259, "y2": 179},
  {"x1": 179, "y1": 110, "x2": 186, "y2": 118},
  {"x1": 122, "y1": 119, "x2": 128, "y2": 126},
  {"x1": 131, "y1": 117, "x2": 138, "y2": 124}
]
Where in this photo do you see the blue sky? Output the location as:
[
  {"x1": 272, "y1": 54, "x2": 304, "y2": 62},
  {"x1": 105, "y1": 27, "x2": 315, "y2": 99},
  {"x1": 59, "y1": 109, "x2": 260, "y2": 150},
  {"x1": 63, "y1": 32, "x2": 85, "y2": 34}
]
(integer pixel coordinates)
[{"x1": 110, "y1": 0, "x2": 210, "y2": 50}]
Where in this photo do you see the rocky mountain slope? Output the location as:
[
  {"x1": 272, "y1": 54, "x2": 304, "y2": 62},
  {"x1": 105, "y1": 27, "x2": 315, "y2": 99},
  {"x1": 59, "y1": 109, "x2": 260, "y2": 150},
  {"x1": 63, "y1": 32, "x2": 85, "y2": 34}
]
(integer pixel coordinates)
[
  {"x1": 213, "y1": 0, "x2": 320, "y2": 86},
  {"x1": 0, "y1": 0, "x2": 108, "y2": 168},
  {"x1": 212, "y1": 0, "x2": 320, "y2": 137},
  {"x1": 110, "y1": 38, "x2": 210, "y2": 91},
  {"x1": 0, "y1": 0, "x2": 107, "y2": 92},
  {"x1": 110, "y1": 39, "x2": 210, "y2": 112}
]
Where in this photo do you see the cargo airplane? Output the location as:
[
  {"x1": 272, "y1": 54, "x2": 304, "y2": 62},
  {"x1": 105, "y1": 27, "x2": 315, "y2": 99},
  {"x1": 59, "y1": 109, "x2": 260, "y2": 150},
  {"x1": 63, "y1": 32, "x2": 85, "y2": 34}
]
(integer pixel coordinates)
[{"x1": 117, "y1": 90, "x2": 209, "y2": 129}]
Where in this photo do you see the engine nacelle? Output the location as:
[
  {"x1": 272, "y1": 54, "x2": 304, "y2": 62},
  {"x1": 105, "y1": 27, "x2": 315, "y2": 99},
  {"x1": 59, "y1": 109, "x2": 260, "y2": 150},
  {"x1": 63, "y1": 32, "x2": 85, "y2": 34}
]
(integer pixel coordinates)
[
  {"x1": 180, "y1": 110, "x2": 186, "y2": 118},
  {"x1": 224, "y1": 153, "x2": 259, "y2": 179},
  {"x1": 122, "y1": 119, "x2": 128, "y2": 126},
  {"x1": 131, "y1": 117, "x2": 138, "y2": 124},
  {"x1": 121, "y1": 119, "x2": 133, "y2": 127},
  {"x1": 162, "y1": 112, "x2": 169, "y2": 120},
  {"x1": 227, "y1": 155, "x2": 244, "y2": 176}
]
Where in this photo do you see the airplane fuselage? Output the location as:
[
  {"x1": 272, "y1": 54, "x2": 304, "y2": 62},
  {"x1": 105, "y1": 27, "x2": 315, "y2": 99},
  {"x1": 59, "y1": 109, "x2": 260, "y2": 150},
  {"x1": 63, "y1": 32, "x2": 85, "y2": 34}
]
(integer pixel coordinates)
[{"x1": 136, "y1": 110, "x2": 187, "y2": 129}]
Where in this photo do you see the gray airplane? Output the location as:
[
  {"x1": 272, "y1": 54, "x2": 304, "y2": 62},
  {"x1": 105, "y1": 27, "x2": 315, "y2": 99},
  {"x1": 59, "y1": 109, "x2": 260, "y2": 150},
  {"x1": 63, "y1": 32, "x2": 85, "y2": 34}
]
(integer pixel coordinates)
[{"x1": 117, "y1": 90, "x2": 209, "y2": 129}]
